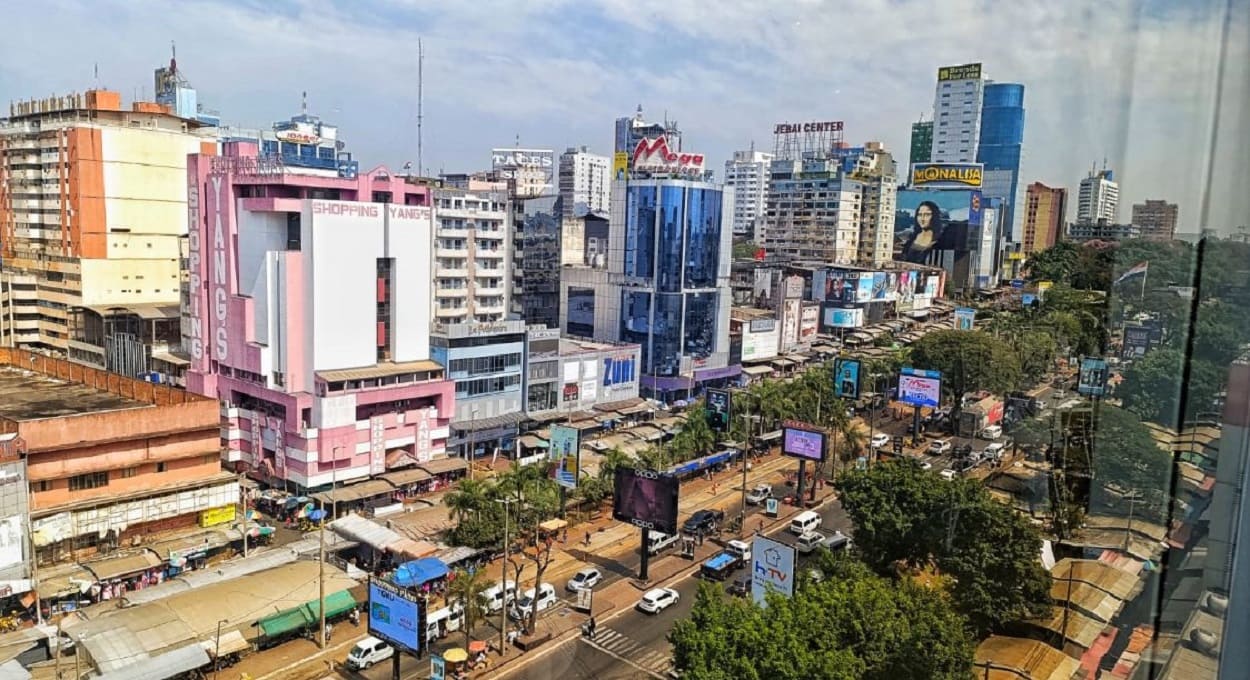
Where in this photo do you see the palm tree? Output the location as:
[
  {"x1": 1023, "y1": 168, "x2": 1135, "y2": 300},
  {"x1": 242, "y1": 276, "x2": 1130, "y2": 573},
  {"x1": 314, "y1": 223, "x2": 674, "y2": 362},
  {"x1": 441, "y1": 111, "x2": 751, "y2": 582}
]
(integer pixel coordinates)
[
  {"x1": 597, "y1": 447, "x2": 631, "y2": 483},
  {"x1": 444, "y1": 478, "x2": 490, "y2": 523},
  {"x1": 445, "y1": 567, "x2": 494, "y2": 648}
]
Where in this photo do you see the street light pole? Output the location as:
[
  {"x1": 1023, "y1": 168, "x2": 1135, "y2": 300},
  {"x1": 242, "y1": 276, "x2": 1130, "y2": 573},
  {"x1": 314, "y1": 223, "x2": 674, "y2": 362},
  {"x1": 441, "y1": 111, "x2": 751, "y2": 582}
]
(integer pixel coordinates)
[
  {"x1": 494, "y1": 497, "x2": 513, "y2": 655},
  {"x1": 213, "y1": 618, "x2": 227, "y2": 680},
  {"x1": 738, "y1": 404, "x2": 753, "y2": 539},
  {"x1": 319, "y1": 447, "x2": 340, "y2": 650}
]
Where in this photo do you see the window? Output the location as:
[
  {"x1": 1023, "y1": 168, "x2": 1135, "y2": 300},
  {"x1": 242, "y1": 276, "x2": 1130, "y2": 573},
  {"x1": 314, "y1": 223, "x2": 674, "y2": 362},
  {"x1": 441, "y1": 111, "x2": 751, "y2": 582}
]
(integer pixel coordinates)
[
  {"x1": 69, "y1": 471, "x2": 109, "y2": 491},
  {"x1": 156, "y1": 462, "x2": 167, "y2": 473},
  {"x1": 31, "y1": 480, "x2": 52, "y2": 493},
  {"x1": 121, "y1": 466, "x2": 139, "y2": 478}
]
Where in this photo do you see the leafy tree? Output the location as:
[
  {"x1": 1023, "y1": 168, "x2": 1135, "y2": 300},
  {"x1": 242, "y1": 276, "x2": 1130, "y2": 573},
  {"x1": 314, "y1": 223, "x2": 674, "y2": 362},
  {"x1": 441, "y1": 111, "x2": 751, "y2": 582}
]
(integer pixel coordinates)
[
  {"x1": 836, "y1": 462, "x2": 1052, "y2": 636},
  {"x1": 908, "y1": 330, "x2": 1022, "y2": 402},
  {"x1": 1119, "y1": 348, "x2": 1190, "y2": 427},
  {"x1": 667, "y1": 400, "x2": 718, "y2": 464},
  {"x1": 1024, "y1": 241, "x2": 1081, "y2": 284},
  {"x1": 446, "y1": 567, "x2": 494, "y2": 648},
  {"x1": 669, "y1": 559, "x2": 973, "y2": 680},
  {"x1": 445, "y1": 503, "x2": 505, "y2": 549},
  {"x1": 596, "y1": 447, "x2": 632, "y2": 483},
  {"x1": 732, "y1": 240, "x2": 758, "y2": 261},
  {"x1": 444, "y1": 477, "x2": 491, "y2": 523}
]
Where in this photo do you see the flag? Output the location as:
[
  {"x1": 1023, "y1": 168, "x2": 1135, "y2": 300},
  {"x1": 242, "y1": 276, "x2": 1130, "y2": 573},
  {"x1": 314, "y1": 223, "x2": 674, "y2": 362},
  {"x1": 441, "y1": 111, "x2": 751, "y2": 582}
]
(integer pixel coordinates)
[{"x1": 1114, "y1": 261, "x2": 1148, "y2": 285}]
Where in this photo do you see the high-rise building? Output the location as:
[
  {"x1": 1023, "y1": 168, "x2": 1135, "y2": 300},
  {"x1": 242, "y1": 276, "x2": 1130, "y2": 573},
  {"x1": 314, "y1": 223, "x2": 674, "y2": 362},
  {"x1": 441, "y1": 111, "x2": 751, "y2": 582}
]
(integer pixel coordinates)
[
  {"x1": 182, "y1": 140, "x2": 456, "y2": 492},
  {"x1": 0, "y1": 88, "x2": 216, "y2": 355},
  {"x1": 614, "y1": 105, "x2": 681, "y2": 156},
  {"x1": 1022, "y1": 182, "x2": 1067, "y2": 254},
  {"x1": 432, "y1": 186, "x2": 512, "y2": 323},
  {"x1": 430, "y1": 319, "x2": 526, "y2": 459},
  {"x1": 1132, "y1": 199, "x2": 1179, "y2": 241},
  {"x1": 558, "y1": 147, "x2": 610, "y2": 217},
  {"x1": 724, "y1": 148, "x2": 774, "y2": 239},
  {"x1": 977, "y1": 83, "x2": 1025, "y2": 241},
  {"x1": 1206, "y1": 359, "x2": 1250, "y2": 675},
  {"x1": 851, "y1": 143, "x2": 898, "y2": 266},
  {"x1": 1077, "y1": 167, "x2": 1119, "y2": 223},
  {"x1": 763, "y1": 157, "x2": 862, "y2": 264},
  {"x1": 909, "y1": 120, "x2": 933, "y2": 169},
  {"x1": 560, "y1": 126, "x2": 733, "y2": 401},
  {"x1": 487, "y1": 148, "x2": 554, "y2": 318},
  {"x1": 931, "y1": 63, "x2": 987, "y2": 163}
]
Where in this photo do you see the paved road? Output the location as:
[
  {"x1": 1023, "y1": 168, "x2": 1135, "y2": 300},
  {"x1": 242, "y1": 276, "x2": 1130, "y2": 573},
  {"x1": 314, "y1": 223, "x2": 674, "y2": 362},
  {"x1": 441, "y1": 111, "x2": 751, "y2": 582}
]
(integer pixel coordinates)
[{"x1": 501, "y1": 498, "x2": 853, "y2": 680}]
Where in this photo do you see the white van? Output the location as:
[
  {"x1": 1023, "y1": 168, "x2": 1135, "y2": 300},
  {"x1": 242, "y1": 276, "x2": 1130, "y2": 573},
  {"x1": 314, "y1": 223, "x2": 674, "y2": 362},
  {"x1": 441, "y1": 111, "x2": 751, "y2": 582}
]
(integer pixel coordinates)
[
  {"x1": 509, "y1": 583, "x2": 557, "y2": 620},
  {"x1": 346, "y1": 636, "x2": 394, "y2": 670},
  {"x1": 789, "y1": 510, "x2": 821, "y2": 535},
  {"x1": 483, "y1": 580, "x2": 517, "y2": 613},
  {"x1": 980, "y1": 425, "x2": 1003, "y2": 440},
  {"x1": 426, "y1": 602, "x2": 463, "y2": 642},
  {"x1": 647, "y1": 531, "x2": 680, "y2": 555}
]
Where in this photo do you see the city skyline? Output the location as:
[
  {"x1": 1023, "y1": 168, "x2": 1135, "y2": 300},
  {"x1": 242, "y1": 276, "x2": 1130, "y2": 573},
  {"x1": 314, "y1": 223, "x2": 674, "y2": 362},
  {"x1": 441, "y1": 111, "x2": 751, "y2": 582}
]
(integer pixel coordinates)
[{"x1": 0, "y1": 0, "x2": 1245, "y2": 231}]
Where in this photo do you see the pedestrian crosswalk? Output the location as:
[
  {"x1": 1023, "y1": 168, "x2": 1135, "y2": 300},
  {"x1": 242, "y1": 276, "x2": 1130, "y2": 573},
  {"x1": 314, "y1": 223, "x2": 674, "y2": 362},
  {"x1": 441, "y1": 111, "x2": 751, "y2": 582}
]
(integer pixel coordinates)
[{"x1": 582, "y1": 626, "x2": 673, "y2": 678}]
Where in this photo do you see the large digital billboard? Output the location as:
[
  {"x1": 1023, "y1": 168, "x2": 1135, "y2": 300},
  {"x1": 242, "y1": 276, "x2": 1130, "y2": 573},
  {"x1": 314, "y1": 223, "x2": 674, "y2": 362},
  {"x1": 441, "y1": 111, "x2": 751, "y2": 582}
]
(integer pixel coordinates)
[
  {"x1": 613, "y1": 469, "x2": 680, "y2": 535},
  {"x1": 782, "y1": 427, "x2": 826, "y2": 462},
  {"x1": 369, "y1": 578, "x2": 423, "y2": 654},
  {"x1": 834, "y1": 358, "x2": 861, "y2": 400},
  {"x1": 898, "y1": 368, "x2": 942, "y2": 408},
  {"x1": 1077, "y1": 358, "x2": 1109, "y2": 397},
  {"x1": 706, "y1": 389, "x2": 731, "y2": 433},
  {"x1": 895, "y1": 190, "x2": 983, "y2": 265},
  {"x1": 549, "y1": 425, "x2": 580, "y2": 489}
]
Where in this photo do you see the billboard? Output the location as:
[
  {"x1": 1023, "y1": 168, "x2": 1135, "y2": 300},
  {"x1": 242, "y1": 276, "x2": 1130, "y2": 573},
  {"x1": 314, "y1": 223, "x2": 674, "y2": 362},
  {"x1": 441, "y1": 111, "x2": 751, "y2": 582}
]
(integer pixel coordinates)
[
  {"x1": 1122, "y1": 326, "x2": 1152, "y2": 359},
  {"x1": 781, "y1": 299, "x2": 801, "y2": 349},
  {"x1": 824, "y1": 307, "x2": 864, "y2": 329},
  {"x1": 742, "y1": 320, "x2": 780, "y2": 362},
  {"x1": 751, "y1": 535, "x2": 796, "y2": 607},
  {"x1": 369, "y1": 578, "x2": 423, "y2": 654},
  {"x1": 898, "y1": 368, "x2": 942, "y2": 408},
  {"x1": 549, "y1": 425, "x2": 580, "y2": 489},
  {"x1": 613, "y1": 152, "x2": 629, "y2": 181},
  {"x1": 855, "y1": 275, "x2": 874, "y2": 303},
  {"x1": 799, "y1": 304, "x2": 819, "y2": 343},
  {"x1": 910, "y1": 162, "x2": 984, "y2": 189},
  {"x1": 782, "y1": 426, "x2": 826, "y2": 462},
  {"x1": 631, "y1": 137, "x2": 705, "y2": 175},
  {"x1": 938, "y1": 62, "x2": 983, "y2": 81},
  {"x1": 1077, "y1": 358, "x2": 1110, "y2": 397},
  {"x1": 834, "y1": 358, "x2": 861, "y2": 400},
  {"x1": 706, "y1": 389, "x2": 732, "y2": 433},
  {"x1": 613, "y1": 469, "x2": 680, "y2": 535},
  {"x1": 490, "y1": 148, "x2": 554, "y2": 198},
  {"x1": 895, "y1": 190, "x2": 983, "y2": 265},
  {"x1": 954, "y1": 308, "x2": 976, "y2": 331}
]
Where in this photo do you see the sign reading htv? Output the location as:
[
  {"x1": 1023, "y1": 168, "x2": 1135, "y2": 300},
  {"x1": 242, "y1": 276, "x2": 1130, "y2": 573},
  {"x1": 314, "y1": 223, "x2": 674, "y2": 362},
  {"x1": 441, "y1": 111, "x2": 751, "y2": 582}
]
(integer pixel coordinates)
[{"x1": 750, "y1": 535, "x2": 795, "y2": 607}]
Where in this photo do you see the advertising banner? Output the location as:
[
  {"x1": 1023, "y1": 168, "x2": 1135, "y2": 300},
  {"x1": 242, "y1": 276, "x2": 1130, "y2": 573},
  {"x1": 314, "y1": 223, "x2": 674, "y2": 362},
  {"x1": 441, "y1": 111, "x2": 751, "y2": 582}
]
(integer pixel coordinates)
[
  {"x1": 1077, "y1": 358, "x2": 1110, "y2": 397},
  {"x1": 871, "y1": 272, "x2": 887, "y2": 300},
  {"x1": 818, "y1": 269, "x2": 847, "y2": 303},
  {"x1": 430, "y1": 656, "x2": 445, "y2": 680},
  {"x1": 612, "y1": 469, "x2": 680, "y2": 535},
  {"x1": 954, "y1": 307, "x2": 976, "y2": 331},
  {"x1": 824, "y1": 307, "x2": 864, "y2": 329},
  {"x1": 742, "y1": 322, "x2": 780, "y2": 362},
  {"x1": 896, "y1": 190, "x2": 983, "y2": 264},
  {"x1": 925, "y1": 276, "x2": 939, "y2": 298},
  {"x1": 369, "y1": 578, "x2": 423, "y2": 654},
  {"x1": 898, "y1": 368, "x2": 942, "y2": 408},
  {"x1": 1123, "y1": 326, "x2": 1152, "y2": 359},
  {"x1": 370, "y1": 416, "x2": 386, "y2": 476},
  {"x1": 938, "y1": 62, "x2": 983, "y2": 81},
  {"x1": 198, "y1": 505, "x2": 236, "y2": 529},
  {"x1": 0, "y1": 516, "x2": 23, "y2": 570},
  {"x1": 910, "y1": 162, "x2": 984, "y2": 189},
  {"x1": 855, "y1": 275, "x2": 874, "y2": 303},
  {"x1": 613, "y1": 152, "x2": 629, "y2": 181},
  {"x1": 834, "y1": 358, "x2": 861, "y2": 400},
  {"x1": 781, "y1": 299, "x2": 801, "y2": 349},
  {"x1": 782, "y1": 427, "x2": 826, "y2": 462},
  {"x1": 706, "y1": 389, "x2": 732, "y2": 433},
  {"x1": 751, "y1": 535, "x2": 796, "y2": 608},
  {"x1": 549, "y1": 425, "x2": 580, "y2": 489},
  {"x1": 800, "y1": 305, "x2": 819, "y2": 343}
]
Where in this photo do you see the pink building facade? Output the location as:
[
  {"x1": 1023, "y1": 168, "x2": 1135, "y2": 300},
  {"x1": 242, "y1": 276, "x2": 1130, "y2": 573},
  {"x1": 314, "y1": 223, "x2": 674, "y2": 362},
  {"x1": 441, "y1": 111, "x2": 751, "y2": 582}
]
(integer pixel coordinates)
[{"x1": 182, "y1": 141, "x2": 455, "y2": 492}]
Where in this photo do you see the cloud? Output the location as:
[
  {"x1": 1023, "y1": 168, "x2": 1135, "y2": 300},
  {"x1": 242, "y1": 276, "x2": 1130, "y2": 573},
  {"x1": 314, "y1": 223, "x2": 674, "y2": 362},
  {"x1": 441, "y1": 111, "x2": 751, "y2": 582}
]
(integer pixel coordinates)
[{"x1": 1, "y1": 0, "x2": 1244, "y2": 231}]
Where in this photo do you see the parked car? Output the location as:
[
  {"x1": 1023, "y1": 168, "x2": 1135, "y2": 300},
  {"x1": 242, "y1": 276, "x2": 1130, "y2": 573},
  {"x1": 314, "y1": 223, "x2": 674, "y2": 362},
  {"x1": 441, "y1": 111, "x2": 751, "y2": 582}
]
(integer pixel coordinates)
[
  {"x1": 682, "y1": 509, "x2": 725, "y2": 536},
  {"x1": 980, "y1": 425, "x2": 1003, "y2": 440},
  {"x1": 647, "y1": 531, "x2": 680, "y2": 555},
  {"x1": 346, "y1": 636, "x2": 394, "y2": 671},
  {"x1": 928, "y1": 439, "x2": 953, "y2": 455},
  {"x1": 509, "y1": 583, "x2": 557, "y2": 620},
  {"x1": 983, "y1": 441, "x2": 1007, "y2": 460},
  {"x1": 870, "y1": 433, "x2": 890, "y2": 449},
  {"x1": 636, "y1": 587, "x2": 680, "y2": 614},
  {"x1": 746, "y1": 483, "x2": 773, "y2": 505},
  {"x1": 918, "y1": 460, "x2": 933, "y2": 470},
  {"x1": 939, "y1": 469, "x2": 958, "y2": 481},
  {"x1": 728, "y1": 574, "x2": 751, "y2": 597},
  {"x1": 566, "y1": 566, "x2": 602, "y2": 592}
]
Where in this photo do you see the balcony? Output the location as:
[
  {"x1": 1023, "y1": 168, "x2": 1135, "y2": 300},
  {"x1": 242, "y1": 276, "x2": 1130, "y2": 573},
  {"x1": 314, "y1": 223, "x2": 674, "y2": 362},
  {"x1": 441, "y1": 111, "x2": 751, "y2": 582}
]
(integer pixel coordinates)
[
  {"x1": 435, "y1": 287, "x2": 468, "y2": 298},
  {"x1": 435, "y1": 305, "x2": 468, "y2": 318},
  {"x1": 437, "y1": 267, "x2": 468, "y2": 279},
  {"x1": 474, "y1": 286, "x2": 505, "y2": 297},
  {"x1": 436, "y1": 247, "x2": 468, "y2": 258}
]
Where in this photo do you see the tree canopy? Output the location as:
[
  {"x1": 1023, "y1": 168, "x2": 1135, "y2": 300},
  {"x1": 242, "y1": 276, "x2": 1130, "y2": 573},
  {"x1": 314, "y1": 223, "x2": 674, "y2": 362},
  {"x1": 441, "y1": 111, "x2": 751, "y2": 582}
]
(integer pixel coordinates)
[
  {"x1": 908, "y1": 330, "x2": 1022, "y2": 400},
  {"x1": 669, "y1": 556, "x2": 974, "y2": 680}
]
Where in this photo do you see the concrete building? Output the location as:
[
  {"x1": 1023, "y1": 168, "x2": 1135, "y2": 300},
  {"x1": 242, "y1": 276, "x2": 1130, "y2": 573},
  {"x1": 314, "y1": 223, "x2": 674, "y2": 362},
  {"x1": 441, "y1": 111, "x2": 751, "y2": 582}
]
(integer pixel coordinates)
[
  {"x1": 523, "y1": 326, "x2": 642, "y2": 418},
  {"x1": 1207, "y1": 360, "x2": 1250, "y2": 676},
  {"x1": 977, "y1": 83, "x2": 1026, "y2": 241},
  {"x1": 0, "y1": 348, "x2": 236, "y2": 573},
  {"x1": 1132, "y1": 199, "x2": 1179, "y2": 242},
  {"x1": 909, "y1": 120, "x2": 933, "y2": 170},
  {"x1": 614, "y1": 106, "x2": 681, "y2": 156},
  {"x1": 1077, "y1": 167, "x2": 1119, "y2": 223},
  {"x1": 931, "y1": 62, "x2": 987, "y2": 163},
  {"x1": 0, "y1": 89, "x2": 216, "y2": 355},
  {"x1": 430, "y1": 319, "x2": 526, "y2": 459},
  {"x1": 850, "y1": 143, "x2": 899, "y2": 266},
  {"x1": 517, "y1": 195, "x2": 562, "y2": 329},
  {"x1": 1067, "y1": 219, "x2": 1140, "y2": 242},
  {"x1": 433, "y1": 186, "x2": 512, "y2": 323},
  {"x1": 1022, "y1": 182, "x2": 1067, "y2": 254},
  {"x1": 182, "y1": 141, "x2": 455, "y2": 492},
  {"x1": 763, "y1": 157, "x2": 862, "y2": 264},
  {"x1": 558, "y1": 147, "x2": 610, "y2": 217},
  {"x1": 724, "y1": 148, "x2": 773, "y2": 239}
]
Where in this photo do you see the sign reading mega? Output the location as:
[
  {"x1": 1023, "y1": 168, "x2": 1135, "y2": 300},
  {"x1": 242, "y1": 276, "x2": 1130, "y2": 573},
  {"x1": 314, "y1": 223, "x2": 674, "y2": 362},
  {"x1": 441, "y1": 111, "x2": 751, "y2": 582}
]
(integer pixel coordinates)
[
  {"x1": 631, "y1": 137, "x2": 705, "y2": 175},
  {"x1": 938, "y1": 62, "x2": 983, "y2": 81},
  {"x1": 772, "y1": 121, "x2": 844, "y2": 134},
  {"x1": 911, "y1": 163, "x2": 984, "y2": 189}
]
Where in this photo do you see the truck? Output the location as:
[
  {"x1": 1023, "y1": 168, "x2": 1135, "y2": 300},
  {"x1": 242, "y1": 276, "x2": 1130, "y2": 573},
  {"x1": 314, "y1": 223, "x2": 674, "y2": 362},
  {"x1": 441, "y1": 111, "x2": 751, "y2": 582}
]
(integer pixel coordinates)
[{"x1": 700, "y1": 550, "x2": 743, "y2": 581}]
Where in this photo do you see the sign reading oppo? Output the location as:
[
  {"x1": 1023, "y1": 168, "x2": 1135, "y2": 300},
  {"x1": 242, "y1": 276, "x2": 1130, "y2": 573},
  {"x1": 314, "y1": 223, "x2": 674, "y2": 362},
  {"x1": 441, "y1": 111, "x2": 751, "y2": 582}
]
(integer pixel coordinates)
[{"x1": 631, "y1": 137, "x2": 705, "y2": 175}]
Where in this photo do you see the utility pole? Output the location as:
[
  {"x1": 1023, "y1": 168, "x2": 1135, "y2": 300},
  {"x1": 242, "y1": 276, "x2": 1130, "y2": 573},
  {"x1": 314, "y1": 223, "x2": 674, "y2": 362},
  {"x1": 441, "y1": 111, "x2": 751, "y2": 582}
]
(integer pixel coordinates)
[
  {"x1": 214, "y1": 619, "x2": 227, "y2": 680},
  {"x1": 416, "y1": 38, "x2": 424, "y2": 177},
  {"x1": 495, "y1": 497, "x2": 513, "y2": 655},
  {"x1": 738, "y1": 403, "x2": 752, "y2": 539},
  {"x1": 319, "y1": 447, "x2": 341, "y2": 650}
]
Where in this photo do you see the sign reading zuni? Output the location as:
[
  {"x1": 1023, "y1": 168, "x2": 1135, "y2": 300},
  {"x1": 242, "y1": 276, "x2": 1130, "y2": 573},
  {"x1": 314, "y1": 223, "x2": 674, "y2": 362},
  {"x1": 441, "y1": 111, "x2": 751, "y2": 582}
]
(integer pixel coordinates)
[
  {"x1": 631, "y1": 137, "x2": 705, "y2": 174},
  {"x1": 773, "y1": 121, "x2": 843, "y2": 134}
]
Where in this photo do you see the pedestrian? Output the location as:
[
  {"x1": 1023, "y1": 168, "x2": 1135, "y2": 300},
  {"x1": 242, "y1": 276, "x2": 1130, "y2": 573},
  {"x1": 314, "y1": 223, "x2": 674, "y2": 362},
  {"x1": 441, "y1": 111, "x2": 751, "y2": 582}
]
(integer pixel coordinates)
[
  {"x1": 712, "y1": 481, "x2": 718, "y2": 494},
  {"x1": 562, "y1": 528, "x2": 568, "y2": 543},
  {"x1": 588, "y1": 616, "x2": 597, "y2": 637},
  {"x1": 584, "y1": 531, "x2": 592, "y2": 546},
  {"x1": 757, "y1": 520, "x2": 764, "y2": 534}
]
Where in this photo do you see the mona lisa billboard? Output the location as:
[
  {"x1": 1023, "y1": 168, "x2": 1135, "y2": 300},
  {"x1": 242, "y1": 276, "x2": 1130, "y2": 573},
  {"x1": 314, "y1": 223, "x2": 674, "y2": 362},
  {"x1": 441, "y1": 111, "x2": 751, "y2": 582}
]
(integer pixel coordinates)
[{"x1": 895, "y1": 190, "x2": 983, "y2": 265}]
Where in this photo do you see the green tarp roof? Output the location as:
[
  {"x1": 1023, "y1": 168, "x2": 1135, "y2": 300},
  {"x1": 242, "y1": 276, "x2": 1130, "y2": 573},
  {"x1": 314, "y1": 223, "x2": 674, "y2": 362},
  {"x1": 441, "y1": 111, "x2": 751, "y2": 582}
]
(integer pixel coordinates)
[{"x1": 257, "y1": 589, "x2": 357, "y2": 637}]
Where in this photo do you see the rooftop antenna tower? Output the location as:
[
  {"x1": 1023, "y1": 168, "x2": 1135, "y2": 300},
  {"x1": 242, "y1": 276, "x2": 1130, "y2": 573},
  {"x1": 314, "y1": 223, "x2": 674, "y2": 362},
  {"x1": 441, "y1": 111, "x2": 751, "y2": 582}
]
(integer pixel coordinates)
[
  {"x1": 417, "y1": 38, "x2": 424, "y2": 177},
  {"x1": 301, "y1": 90, "x2": 308, "y2": 116}
]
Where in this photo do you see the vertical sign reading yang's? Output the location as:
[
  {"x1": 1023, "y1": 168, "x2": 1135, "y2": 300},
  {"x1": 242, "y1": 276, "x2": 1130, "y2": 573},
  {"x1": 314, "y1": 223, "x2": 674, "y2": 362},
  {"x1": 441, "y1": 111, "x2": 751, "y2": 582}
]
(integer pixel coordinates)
[
  {"x1": 370, "y1": 416, "x2": 386, "y2": 475},
  {"x1": 187, "y1": 158, "x2": 233, "y2": 370},
  {"x1": 208, "y1": 170, "x2": 230, "y2": 363}
]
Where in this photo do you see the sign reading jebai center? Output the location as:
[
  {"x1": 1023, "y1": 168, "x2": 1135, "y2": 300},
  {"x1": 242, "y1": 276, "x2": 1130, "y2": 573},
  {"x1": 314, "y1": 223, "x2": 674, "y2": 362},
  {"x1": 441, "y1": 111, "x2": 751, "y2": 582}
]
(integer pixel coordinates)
[
  {"x1": 772, "y1": 121, "x2": 844, "y2": 135},
  {"x1": 631, "y1": 137, "x2": 705, "y2": 175}
]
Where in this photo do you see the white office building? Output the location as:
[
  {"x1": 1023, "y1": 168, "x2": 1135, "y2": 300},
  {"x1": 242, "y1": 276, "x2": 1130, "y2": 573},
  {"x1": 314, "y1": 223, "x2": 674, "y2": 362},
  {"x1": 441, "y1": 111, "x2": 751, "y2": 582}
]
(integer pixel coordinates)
[
  {"x1": 558, "y1": 146, "x2": 611, "y2": 217},
  {"x1": 931, "y1": 63, "x2": 988, "y2": 164},
  {"x1": 1076, "y1": 167, "x2": 1119, "y2": 223},
  {"x1": 433, "y1": 186, "x2": 513, "y2": 324},
  {"x1": 724, "y1": 149, "x2": 774, "y2": 240}
]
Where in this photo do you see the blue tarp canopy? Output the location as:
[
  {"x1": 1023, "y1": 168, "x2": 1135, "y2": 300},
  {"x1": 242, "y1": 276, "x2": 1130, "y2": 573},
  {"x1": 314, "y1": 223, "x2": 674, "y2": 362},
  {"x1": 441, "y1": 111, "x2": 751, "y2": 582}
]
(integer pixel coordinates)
[
  {"x1": 668, "y1": 449, "x2": 741, "y2": 477},
  {"x1": 393, "y1": 557, "x2": 449, "y2": 587}
]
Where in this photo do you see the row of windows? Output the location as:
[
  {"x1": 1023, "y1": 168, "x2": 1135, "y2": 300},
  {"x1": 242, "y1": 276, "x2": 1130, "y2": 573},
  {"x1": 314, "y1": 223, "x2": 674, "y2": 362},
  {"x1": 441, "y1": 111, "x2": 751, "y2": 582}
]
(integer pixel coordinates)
[
  {"x1": 449, "y1": 352, "x2": 522, "y2": 374},
  {"x1": 456, "y1": 374, "x2": 521, "y2": 397}
]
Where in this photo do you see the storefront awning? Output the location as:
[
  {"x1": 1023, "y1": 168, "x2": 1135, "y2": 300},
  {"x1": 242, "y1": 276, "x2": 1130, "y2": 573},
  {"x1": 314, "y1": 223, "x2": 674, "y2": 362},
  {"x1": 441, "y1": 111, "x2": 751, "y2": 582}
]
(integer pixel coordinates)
[
  {"x1": 329, "y1": 514, "x2": 405, "y2": 552},
  {"x1": 416, "y1": 457, "x2": 470, "y2": 476},
  {"x1": 394, "y1": 558, "x2": 449, "y2": 587},
  {"x1": 616, "y1": 403, "x2": 655, "y2": 416},
  {"x1": 629, "y1": 424, "x2": 666, "y2": 441},
  {"x1": 148, "y1": 531, "x2": 230, "y2": 561},
  {"x1": 82, "y1": 550, "x2": 163, "y2": 581},
  {"x1": 390, "y1": 538, "x2": 440, "y2": 560},
  {"x1": 202, "y1": 629, "x2": 250, "y2": 658},
  {"x1": 770, "y1": 358, "x2": 794, "y2": 367},
  {"x1": 93, "y1": 642, "x2": 211, "y2": 680},
  {"x1": 594, "y1": 397, "x2": 645, "y2": 413},
  {"x1": 518, "y1": 435, "x2": 549, "y2": 449},
  {"x1": 312, "y1": 479, "x2": 397, "y2": 506},
  {"x1": 380, "y1": 467, "x2": 433, "y2": 488},
  {"x1": 742, "y1": 365, "x2": 774, "y2": 376}
]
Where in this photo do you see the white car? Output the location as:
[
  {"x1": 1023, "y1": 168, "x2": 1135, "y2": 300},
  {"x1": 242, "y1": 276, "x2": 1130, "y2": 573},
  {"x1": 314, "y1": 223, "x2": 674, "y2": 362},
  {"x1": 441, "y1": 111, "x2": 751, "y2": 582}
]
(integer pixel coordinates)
[
  {"x1": 745, "y1": 483, "x2": 773, "y2": 505},
  {"x1": 636, "y1": 587, "x2": 680, "y2": 614},
  {"x1": 918, "y1": 460, "x2": 933, "y2": 470},
  {"x1": 983, "y1": 442, "x2": 1006, "y2": 460},
  {"x1": 566, "y1": 567, "x2": 602, "y2": 592},
  {"x1": 928, "y1": 439, "x2": 953, "y2": 455},
  {"x1": 870, "y1": 433, "x2": 890, "y2": 449},
  {"x1": 940, "y1": 469, "x2": 958, "y2": 481}
]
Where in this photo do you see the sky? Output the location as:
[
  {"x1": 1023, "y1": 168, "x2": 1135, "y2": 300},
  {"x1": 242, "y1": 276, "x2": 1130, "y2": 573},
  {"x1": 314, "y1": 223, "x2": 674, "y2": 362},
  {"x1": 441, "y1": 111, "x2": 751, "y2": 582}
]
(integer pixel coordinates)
[{"x1": 1, "y1": 0, "x2": 1246, "y2": 233}]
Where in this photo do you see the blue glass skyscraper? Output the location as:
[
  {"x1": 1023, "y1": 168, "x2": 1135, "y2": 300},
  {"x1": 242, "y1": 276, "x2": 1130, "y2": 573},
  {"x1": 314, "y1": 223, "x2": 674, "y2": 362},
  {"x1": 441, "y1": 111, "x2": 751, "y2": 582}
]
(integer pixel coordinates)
[{"x1": 977, "y1": 83, "x2": 1025, "y2": 240}]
